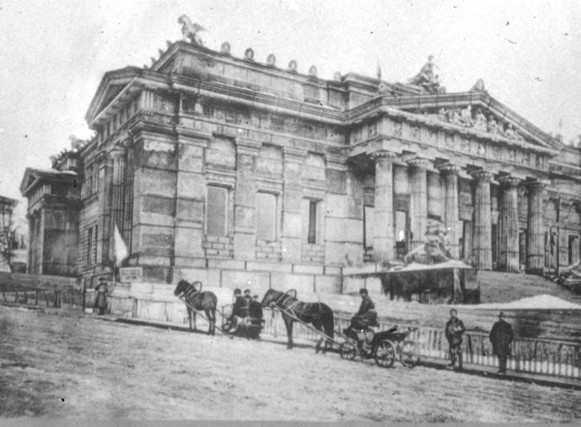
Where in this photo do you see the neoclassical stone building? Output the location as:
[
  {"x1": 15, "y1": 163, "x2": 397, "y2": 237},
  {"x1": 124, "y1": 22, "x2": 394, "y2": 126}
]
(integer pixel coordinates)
[{"x1": 21, "y1": 32, "x2": 581, "y2": 292}]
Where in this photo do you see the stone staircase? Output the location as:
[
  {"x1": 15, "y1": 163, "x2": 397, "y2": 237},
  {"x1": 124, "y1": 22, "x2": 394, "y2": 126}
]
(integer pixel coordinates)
[{"x1": 477, "y1": 271, "x2": 581, "y2": 304}]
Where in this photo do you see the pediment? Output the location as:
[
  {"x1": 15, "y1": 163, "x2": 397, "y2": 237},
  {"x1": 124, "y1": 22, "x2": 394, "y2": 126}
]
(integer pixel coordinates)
[
  {"x1": 85, "y1": 67, "x2": 142, "y2": 125},
  {"x1": 384, "y1": 92, "x2": 561, "y2": 153}
]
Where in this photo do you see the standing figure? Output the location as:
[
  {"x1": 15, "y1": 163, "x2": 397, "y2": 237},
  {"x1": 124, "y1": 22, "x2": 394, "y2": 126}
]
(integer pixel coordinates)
[
  {"x1": 445, "y1": 309, "x2": 466, "y2": 370},
  {"x1": 489, "y1": 312, "x2": 514, "y2": 374},
  {"x1": 94, "y1": 278, "x2": 108, "y2": 315}
]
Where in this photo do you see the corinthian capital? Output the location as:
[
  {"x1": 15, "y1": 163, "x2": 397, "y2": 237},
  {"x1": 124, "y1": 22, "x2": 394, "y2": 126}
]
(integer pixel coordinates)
[
  {"x1": 370, "y1": 150, "x2": 397, "y2": 162},
  {"x1": 407, "y1": 157, "x2": 431, "y2": 169},
  {"x1": 437, "y1": 162, "x2": 461, "y2": 175},
  {"x1": 526, "y1": 180, "x2": 548, "y2": 194},
  {"x1": 470, "y1": 170, "x2": 494, "y2": 182},
  {"x1": 498, "y1": 176, "x2": 521, "y2": 188}
]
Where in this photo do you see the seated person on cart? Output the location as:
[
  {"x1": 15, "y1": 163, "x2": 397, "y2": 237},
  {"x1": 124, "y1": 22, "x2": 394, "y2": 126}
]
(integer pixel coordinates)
[
  {"x1": 225, "y1": 288, "x2": 249, "y2": 333},
  {"x1": 351, "y1": 288, "x2": 379, "y2": 329}
]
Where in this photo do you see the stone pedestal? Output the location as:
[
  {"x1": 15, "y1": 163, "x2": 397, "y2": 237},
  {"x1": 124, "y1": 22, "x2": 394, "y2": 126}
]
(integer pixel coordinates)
[
  {"x1": 499, "y1": 177, "x2": 521, "y2": 273},
  {"x1": 471, "y1": 171, "x2": 493, "y2": 270},
  {"x1": 439, "y1": 164, "x2": 460, "y2": 259},
  {"x1": 527, "y1": 182, "x2": 546, "y2": 275},
  {"x1": 372, "y1": 151, "x2": 396, "y2": 263},
  {"x1": 281, "y1": 147, "x2": 305, "y2": 263},
  {"x1": 408, "y1": 158, "x2": 430, "y2": 251}
]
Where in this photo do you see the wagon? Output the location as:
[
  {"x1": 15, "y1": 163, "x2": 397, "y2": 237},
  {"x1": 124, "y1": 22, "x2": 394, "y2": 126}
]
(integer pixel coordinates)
[{"x1": 339, "y1": 326, "x2": 421, "y2": 368}]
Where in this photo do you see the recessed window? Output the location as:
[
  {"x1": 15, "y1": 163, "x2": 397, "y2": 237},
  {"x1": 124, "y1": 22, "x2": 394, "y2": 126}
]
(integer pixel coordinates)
[
  {"x1": 206, "y1": 186, "x2": 228, "y2": 237},
  {"x1": 256, "y1": 193, "x2": 277, "y2": 241},
  {"x1": 303, "y1": 199, "x2": 320, "y2": 244}
]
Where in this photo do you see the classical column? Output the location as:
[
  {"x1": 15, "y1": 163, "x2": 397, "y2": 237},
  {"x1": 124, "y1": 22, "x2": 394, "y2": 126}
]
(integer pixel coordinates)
[
  {"x1": 408, "y1": 158, "x2": 430, "y2": 251},
  {"x1": 439, "y1": 164, "x2": 460, "y2": 259},
  {"x1": 97, "y1": 153, "x2": 114, "y2": 266},
  {"x1": 526, "y1": 181, "x2": 546, "y2": 275},
  {"x1": 372, "y1": 151, "x2": 396, "y2": 263},
  {"x1": 471, "y1": 171, "x2": 493, "y2": 270},
  {"x1": 499, "y1": 176, "x2": 521, "y2": 273}
]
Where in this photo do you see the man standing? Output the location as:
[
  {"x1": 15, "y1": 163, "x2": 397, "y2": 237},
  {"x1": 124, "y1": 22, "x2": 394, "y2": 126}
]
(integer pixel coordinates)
[
  {"x1": 489, "y1": 312, "x2": 514, "y2": 374},
  {"x1": 445, "y1": 309, "x2": 465, "y2": 370},
  {"x1": 93, "y1": 277, "x2": 108, "y2": 315}
]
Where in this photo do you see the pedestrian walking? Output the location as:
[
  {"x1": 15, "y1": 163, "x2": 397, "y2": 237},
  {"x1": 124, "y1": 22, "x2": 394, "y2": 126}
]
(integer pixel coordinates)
[
  {"x1": 94, "y1": 278, "x2": 108, "y2": 315},
  {"x1": 445, "y1": 309, "x2": 465, "y2": 370},
  {"x1": 489, "y1": 312, "x2": 514, "y2": 374}
]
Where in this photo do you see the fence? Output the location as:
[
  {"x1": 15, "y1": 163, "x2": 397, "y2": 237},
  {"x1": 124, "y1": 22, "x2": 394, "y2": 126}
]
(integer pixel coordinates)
[
  {"x1": 3, "y1": 286, "x2": 579, "y2": 381},
  {"x1": 105, "y1": 294, "x2": 581, "y2": 380}
]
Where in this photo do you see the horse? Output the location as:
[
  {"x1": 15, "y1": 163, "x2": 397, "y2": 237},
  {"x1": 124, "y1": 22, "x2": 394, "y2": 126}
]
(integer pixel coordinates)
[
  {"x1": 174, "y1": 280, "x2": 217, "y2": 335},
  {"x1": 261, "y1": 288, "x2": 334, "y2": 353}
]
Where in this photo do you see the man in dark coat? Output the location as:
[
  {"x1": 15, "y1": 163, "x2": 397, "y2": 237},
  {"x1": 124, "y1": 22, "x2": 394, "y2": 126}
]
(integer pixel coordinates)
[
  {"x1": 489, "y1": 312, "x2": 514, "y2": 374},
  {"x1": 350, "y1": 288, "x2": 378, "y2": 329},
  {"x1": 445, "y1": 309, "x2": 465, "y2": 370},
  {"x1": 226, "y1": 288, "x2": 249, "y2": 333},
  {"x1": 247, "y1": 295, "x2": 264, "y2": 339},
  {"x1": 94, "y1": 278, "x2": 108, "y2": 315}
]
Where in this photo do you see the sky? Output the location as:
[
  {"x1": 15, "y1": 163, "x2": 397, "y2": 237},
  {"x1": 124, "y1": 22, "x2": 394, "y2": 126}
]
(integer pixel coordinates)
[{"x1": 1, "y1": 0, "x2": 580, "y2": 223}]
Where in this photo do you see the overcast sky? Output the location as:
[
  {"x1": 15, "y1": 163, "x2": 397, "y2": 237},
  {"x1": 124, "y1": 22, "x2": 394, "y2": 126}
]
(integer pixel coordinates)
[{"x1": 1, "y1": 0, "x2": 580, "y2": 221}]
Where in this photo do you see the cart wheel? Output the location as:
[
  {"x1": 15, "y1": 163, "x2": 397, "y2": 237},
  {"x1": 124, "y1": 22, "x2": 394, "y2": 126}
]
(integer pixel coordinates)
[
  {"x1": 375, "y1": 340, "x2": 396, "y2": 368},
  {"x1": 340, "y1": 342, "x2": 357, "y2": 360},
  {"x1": 400, "y1": 340, "x2": 420, "y2": 368}
]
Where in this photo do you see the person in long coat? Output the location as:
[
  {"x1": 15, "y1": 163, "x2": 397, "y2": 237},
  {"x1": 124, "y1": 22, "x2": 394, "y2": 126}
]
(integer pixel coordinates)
[
  {"x1": 350, "y1": 288, "x2": 378, "y2": 329},
  {"x1": 94, "y1": 279, "x2": 108, "y2": 315},
  {"x1": 445, "y1": 309, "x2": 465, "y2": 370},
  {"x1": 489, "y1": 312, "x2": 514, "y2": 374}
]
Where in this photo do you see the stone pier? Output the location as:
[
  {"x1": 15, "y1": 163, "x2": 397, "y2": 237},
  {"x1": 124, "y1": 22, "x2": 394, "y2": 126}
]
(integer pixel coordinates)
[
  {"x1": 499, "y1": 177, "x2": 521, "y2": 272},
  {"x1": 372, "y1": 151, "x2": 396, "y2": 263},
  {"x1": 527, "y1": 182, "x2": 546, "y2": 275},
  {"x1": 472, "y1": 171, "x2": 493, "y2": 270}
]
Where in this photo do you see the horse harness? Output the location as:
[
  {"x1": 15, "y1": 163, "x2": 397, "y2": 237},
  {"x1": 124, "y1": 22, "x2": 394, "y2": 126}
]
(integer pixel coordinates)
[{"x1": 274, "y1": 292, "x2": 322, "y2": 321}]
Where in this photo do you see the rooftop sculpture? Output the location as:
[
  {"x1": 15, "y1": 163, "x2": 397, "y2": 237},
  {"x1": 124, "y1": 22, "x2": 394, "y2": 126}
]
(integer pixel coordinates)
[
  {"x1": 409, "y1": 55, "x2": 446, "y2": 95},
  {"x1": 178, "y1": 15, "x2": 205, "y2": 46}
]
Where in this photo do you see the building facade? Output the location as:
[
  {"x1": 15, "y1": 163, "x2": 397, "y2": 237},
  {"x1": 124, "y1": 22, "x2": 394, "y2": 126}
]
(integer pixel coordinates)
[{"x1": 21, "y1": 36, "x2": 581, "y2": 292}]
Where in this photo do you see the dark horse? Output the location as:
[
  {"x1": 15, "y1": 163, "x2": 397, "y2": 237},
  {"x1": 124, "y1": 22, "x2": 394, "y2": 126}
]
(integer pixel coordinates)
[
  {"x1": 174, "y1": 280, "x2": 217, "y2": 335},
  {"x1": 261, "y1": 288, "x2": 334, "y2": 353}
]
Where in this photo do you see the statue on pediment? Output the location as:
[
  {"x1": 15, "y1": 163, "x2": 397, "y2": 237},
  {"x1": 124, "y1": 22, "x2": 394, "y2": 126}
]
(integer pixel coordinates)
[
  {"x1": 409, "y1": 55, "x2": 446, "y2": 95},
  {"x1": 460, "y1": 106, "x2": 473, "y2": 127},
  {"x1": 178, "y1": 15, "x2": 205, "y2": 46},
  {"x1": 470, "y1": 78, "x2": 489, "y2": 95},
  {"x1": 473, "y1": 108, "x2": 487, "y2": 132},
  {"x1": 449, "y1": 108, "x2": 463, "y2": 126},
  {"x1": 505, "y1": 123, "x2": 524, "y2": 141},
  {"x1": 487, "y1": 115, "x2": 501, "y2": 134}
]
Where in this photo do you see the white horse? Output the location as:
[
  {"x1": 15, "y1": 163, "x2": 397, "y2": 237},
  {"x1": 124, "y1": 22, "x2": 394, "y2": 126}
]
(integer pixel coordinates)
[{"x1": 178, "y1": 15, "x2": 205, "y2": 46}]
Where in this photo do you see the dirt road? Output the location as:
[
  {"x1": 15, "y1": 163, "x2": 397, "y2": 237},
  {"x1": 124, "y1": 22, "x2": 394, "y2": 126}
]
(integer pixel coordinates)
[{"x1": 0, "y1": 306, "x2": 579, "y2": 422}]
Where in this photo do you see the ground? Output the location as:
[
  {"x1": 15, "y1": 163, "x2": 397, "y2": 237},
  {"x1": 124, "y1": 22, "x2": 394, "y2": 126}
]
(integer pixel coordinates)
[{"x1": 0, "y1": 306, "x2": 579, "y2": 422}]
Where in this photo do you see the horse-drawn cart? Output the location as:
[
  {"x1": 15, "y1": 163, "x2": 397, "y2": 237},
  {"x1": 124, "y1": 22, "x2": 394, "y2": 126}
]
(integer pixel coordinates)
[
  {"x1": 339, "y1": 326, "x2": 420, "y2": 368},
  {"x1": 263, "y1": 288, "x2": 421, "y2": 368}
]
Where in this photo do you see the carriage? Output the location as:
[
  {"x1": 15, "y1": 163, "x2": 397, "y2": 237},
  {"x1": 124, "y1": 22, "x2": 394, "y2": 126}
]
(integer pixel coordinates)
[
  {"x1": 221, "y1": 302, "x2": 264, "y2": 339},
  {"x1": 339, "y1": 325, "x2": 421, "y2": 368},
  {"x1": 174, "y1": 282, "x2": 421, "y2": 369}
]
